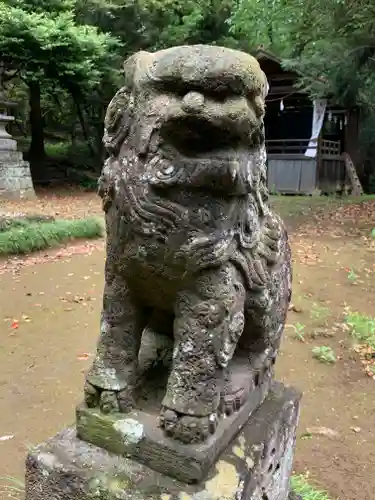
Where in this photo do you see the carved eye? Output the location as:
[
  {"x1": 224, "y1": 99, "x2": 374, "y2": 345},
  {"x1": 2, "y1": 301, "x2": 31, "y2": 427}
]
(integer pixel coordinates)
[
  {"x1": 157, "y1": 164, "x2": 175, "y2": 178},
  {"x1": 162, "y1": 165, "x2": 175, "y2": 175}
]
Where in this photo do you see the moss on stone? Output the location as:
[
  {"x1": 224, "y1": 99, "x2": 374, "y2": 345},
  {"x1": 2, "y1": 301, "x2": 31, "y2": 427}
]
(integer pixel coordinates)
[
  {"x1": 76, "y1": 405, "x2": 144, "y2": 457},
  {"x1": 88, "y1": 473, "x2": 132, "y2": 499}
]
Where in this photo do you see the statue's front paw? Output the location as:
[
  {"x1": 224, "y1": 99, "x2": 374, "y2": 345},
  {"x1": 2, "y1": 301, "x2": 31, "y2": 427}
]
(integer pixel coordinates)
[
  {"x1": 220, "y1": 388, "x2": 245, "y2": 416},
  {"x1": 159, "y1": 408, "x2": 218, "y2": 444},
  {"x1": 84, "y1": 381, "x2": 135, "y2": 414}
]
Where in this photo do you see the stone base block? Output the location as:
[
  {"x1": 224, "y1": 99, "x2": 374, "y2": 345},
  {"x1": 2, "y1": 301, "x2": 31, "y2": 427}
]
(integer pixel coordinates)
[
  {"x1": 0, "y1": 158, "x2": 35, "y2": 199},
  {"x1": 26, "y1": 383, "x2": 301, "y2": 500},
  {"x1": 76, "y1": 376, "x2": 271, "y2": 484}
]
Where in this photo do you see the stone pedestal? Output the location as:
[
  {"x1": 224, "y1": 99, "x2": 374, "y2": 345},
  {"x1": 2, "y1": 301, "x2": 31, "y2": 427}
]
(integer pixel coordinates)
[
  {"x1": 25, "y1": 383, "x2": 301, "y2": 500},
  {"x1": 0, "y1": 110, "x2": 35, "y2": 200}
]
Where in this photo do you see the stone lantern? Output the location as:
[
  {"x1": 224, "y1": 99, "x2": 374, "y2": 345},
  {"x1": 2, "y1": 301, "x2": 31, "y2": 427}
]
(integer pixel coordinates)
[{"x1": 0, "y1": 66, "x2": 35, "y2": 199}]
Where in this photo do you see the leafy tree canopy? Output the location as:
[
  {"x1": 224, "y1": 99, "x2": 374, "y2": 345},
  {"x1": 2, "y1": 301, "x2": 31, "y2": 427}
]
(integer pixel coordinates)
[{"x1": 0, "y1": 0, "x2": 121, "y2": 88}]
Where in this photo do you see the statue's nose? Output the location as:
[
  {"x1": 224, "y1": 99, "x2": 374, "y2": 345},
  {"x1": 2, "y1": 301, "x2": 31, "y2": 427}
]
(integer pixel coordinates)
[{"x1": 181, "y1": 91, "x2": 205, "y2": 113}]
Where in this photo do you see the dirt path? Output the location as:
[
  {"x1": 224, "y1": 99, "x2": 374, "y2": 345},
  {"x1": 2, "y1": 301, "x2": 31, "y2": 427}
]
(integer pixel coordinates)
[
  {"x1": 1, "y1": 193, "x2": 375, "y2": 499},
  {"x1": 281, "y1": 232, "x2": 375, "y2": 499}
]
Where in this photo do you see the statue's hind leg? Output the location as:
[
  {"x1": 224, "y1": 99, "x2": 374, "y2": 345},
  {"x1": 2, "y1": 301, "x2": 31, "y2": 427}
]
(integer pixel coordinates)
[
  {"x1": 160, "y1": 263, "x2": 246, "y2": 443},
  {"x1": 237, "y1": 224, "x2": 292, "y2": 394},
  {"x1": 222, "y1": 219, "x2": 292, "y2": 413}
]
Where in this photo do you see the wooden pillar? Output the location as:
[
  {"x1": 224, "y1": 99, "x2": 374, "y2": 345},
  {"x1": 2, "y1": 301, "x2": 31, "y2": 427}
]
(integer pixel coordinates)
[{"x1": 344, "y1": 108, "x2": 361, "y2": 175}]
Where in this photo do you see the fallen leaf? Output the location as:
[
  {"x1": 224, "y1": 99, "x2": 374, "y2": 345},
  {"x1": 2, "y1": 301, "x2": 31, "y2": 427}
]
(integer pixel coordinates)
[
  {"x1": 11, "y1": 320, "x2": 19, "y2": 329},
  {"x1": 306, "y1": 427, "x2": 339, "y2": 439},
  {"x1": 0, "y1": 434, "x2": 14, "y2": 441},
  {"x1": 77, "y1": 353, "x2": 91, "y2": 361},
  {"x1": 288, "y1": 304, "x2": 302, "y2": 313}
]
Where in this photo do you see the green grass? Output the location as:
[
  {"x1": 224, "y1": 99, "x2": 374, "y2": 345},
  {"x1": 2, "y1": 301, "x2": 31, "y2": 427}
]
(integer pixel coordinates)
[
  {"x1": 270, "y1": 194, "x2": 375, "y2": 220},
  {"x1": 0, "y1": 217, "x2": 103, "y2": 255},
  {"x1": 0, "y1": 476, "x2": 24, "y2": 500},
  {"x1": 292, "y1": 475, "x2": 333, "y2": 500},
  {"x1": 0, "y1": 215, "x2": 55, "y2": 233}
]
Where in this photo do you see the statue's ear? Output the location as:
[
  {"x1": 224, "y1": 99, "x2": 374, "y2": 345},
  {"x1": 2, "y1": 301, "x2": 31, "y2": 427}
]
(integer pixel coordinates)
[
  {"x1": 123, "y1": 50, "x2": 152, "y2": 87},
  {"x1": 103, "y1": 51, "x2": 152, "y2": 156}
]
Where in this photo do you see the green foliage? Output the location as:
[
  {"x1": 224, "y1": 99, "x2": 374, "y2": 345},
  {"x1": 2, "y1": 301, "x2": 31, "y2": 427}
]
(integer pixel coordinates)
[
  {"x1": 230, "y1": 0, "x2": 375, "y2": 103},
  {"x1": 291, "y1": 474, "x2": 332, "y2": 500},
  {"x1": 312, "y1": 346, "x2": 336, "y2": 364},
  {"x1": 347, "y1": 268, "x2": 359, "y2": 283},
  {"x1": 0, "y1": 1, "x2": 121, "y2": 86},
  {"x1": 0, "y1": 217, "x2": 103, "y2": 255},
  {"x1": 45, "y1": 141, "x2": 91, "y2": 162},
  {"x1": 345, "y1": 311, "x2": 375, "y2": 350},
  {"x1": 126, "y1": 0, "x2": 240, "y2": 50},
  {"x1": 0, "y1": 0, "x2": 122, "y2": 167},
  {"x1": 292, "y1": 322, "x2": 306, "y2": 342},
  {"x1": 230, "y1": 0, "x2": 375, "y2": 186},
  {"x1": 0, "y1": 0, "x2": 375, "y2": 184},
  {"x1": 229, "y1": 0, "x2": 296, "y2": 55},
  {"x1": 43, "y1": 140, "x2": 100, "y2": 187}
]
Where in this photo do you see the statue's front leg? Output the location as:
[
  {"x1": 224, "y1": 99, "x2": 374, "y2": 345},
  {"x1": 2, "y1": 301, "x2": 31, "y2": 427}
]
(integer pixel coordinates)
[
  {"x1": 84, "y1": 191, "x2": 149, "y2": 413},
  {"x1": 84, "y1": 261, "x2": 148, "y2": 414},
  {"x1": 160, "y1": 263, "x2": 246, "y2": 443}
]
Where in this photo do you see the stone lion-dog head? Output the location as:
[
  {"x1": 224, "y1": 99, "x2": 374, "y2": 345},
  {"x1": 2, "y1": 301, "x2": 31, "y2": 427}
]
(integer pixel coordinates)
[{"x1": 99, "y1": 45, "x2": 272, "y2": 271}]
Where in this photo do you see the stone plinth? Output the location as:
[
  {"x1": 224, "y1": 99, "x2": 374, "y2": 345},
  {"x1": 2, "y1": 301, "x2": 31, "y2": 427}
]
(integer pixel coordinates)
[
  {"x1": 76, "y1": 375, "x2": 271, "y2": 484},
  {"x1": 0, "y1": 150, "x2": 35, "y2": 199},
  {"x1": 0, "y1": 112, "x2": 35, "y2": 200},
  {"x1": 25, "y1": 383, "x2": 301, "y2": 500}
]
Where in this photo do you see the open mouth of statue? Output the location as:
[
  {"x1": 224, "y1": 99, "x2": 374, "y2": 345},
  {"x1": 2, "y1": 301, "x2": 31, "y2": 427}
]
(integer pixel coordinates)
[{"x1": 160, "y1": 116, "x2": 240, "y2": 158}]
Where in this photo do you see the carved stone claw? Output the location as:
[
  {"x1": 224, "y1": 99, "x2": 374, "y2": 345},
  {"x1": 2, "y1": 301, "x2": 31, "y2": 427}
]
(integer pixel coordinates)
[{"x1": 159, "y1": 407, "x2": 218, "y2": 444}]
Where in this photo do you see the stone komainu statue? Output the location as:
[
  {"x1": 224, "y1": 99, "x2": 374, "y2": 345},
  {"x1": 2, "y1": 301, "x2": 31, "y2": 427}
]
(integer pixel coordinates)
[{"x1": 84, "y1": 45, "x2": 292, "y2": 444}]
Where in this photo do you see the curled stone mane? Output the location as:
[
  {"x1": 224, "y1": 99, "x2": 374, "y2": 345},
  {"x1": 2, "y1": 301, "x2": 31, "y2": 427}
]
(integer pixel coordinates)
[{"x1": 102, "y1": 140, "x2": 272, "y2": 285}]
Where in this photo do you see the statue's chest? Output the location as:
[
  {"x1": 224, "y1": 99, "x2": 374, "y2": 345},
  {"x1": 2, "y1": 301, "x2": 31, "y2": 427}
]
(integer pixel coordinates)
[{"x1": 119, "y1": 241, "x2": 193, "y2": 309}]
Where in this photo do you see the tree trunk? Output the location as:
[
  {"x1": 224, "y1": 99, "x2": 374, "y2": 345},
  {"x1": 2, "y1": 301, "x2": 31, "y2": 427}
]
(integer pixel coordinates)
[
  {"x1": 72, "y1": 94, "x2": 96, "y2": 158},
  {"x1": 28, "y1": 81, "x2": 45, "y2": 179}
]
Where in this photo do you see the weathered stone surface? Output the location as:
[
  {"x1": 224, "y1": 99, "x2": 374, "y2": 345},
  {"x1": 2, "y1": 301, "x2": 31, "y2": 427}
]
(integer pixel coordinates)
[
  {"x1": 26, "y1": 383, "x2": 301, "y2": 500},
  {"x1": 76, "y1": 372, "x2": 271, "y2": 483},
  {"x1": 0, "y1": 159, "x2": 35, "y2": 199},
  {"x1": 83, "y1": 43, "x2": 293, "y2": 445}
]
